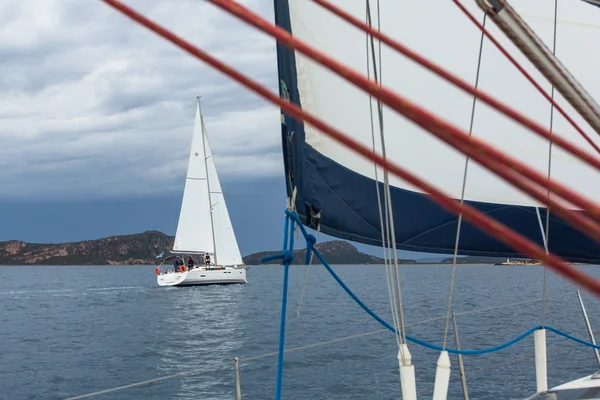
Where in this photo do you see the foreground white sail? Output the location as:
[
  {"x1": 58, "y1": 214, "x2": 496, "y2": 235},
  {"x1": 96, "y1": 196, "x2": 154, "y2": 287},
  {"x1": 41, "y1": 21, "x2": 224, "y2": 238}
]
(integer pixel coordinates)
[
  {"x1": 272, "y1": 0, "x2": 600, "y2": 398},
  {"x1": 156, "y1": 97, "x2": 246, "y2": 286}
]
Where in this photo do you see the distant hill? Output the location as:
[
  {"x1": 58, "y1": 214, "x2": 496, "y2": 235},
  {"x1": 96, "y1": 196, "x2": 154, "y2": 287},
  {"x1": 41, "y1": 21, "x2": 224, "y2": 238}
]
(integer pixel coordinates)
[
  {"x1": 415, "y1": 256, "x2": 449, "y2": 264},
  {"x1": 2, "y1": 229, "x2": 554, "y2": 266},
  {"x1": 0, "y1": 231, "x2": 173, "y2": 265},
  {"x1": 243, "y1": 240, "x2": 415, "y2": 265},
  {"x1": 0, "y1": 233, "x2": 416, "y2": 266}
]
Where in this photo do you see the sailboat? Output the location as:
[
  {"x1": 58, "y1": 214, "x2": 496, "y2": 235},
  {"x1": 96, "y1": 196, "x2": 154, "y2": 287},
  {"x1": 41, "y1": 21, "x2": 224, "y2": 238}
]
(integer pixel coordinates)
[{"x1": 155, "y1": 97, "x2": 247, "y2": 286}]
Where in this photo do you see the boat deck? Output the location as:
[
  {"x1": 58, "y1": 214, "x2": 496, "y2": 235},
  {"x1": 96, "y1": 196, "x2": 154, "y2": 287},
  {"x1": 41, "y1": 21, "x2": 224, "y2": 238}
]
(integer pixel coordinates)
[{"x1": 527, "y1": 373, "x2": 600, "y2": 399}]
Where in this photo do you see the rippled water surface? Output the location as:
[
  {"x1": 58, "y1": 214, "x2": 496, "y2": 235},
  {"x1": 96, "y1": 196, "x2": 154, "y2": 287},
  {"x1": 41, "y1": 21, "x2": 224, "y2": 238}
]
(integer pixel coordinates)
[{"x1": 2, "y1": 264, "x2": 600, "y2": 399}]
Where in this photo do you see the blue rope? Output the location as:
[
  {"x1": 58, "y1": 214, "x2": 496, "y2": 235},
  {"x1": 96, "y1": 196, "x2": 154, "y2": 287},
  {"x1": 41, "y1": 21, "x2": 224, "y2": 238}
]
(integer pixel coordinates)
[
  {"x1": 281, "y1": 209, "x2": 600, "y2": 355},
  {"x1": 275, "y1": 216, "x2": 293, "y2": 399},
  {"x1": 546, "y1": 325, "x2": 600, "y2": 350},
  {"x1": 272, "y1": 215, "x2": 296, "y2": 400}
]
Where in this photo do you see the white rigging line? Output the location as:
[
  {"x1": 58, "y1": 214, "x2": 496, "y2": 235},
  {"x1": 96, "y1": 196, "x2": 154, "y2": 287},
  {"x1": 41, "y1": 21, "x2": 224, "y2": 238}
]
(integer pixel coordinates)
[
  {"x1": 521, "y1": 12, "x2": 600, "y2": 30},
  {"x1": 365, "y1": 0, "x2": 403, "y2": 353},
  {"x1": 374, "y1": 0, "x2": 408, "y2": 349},
  {"x1": 442, "y1": 12, "x2": 487, "y2": 350},
  {"x1": 541, "y1": 0, "x2": 559, "y2": 329},
  {"x1": 296, "y1": 227, "x2": 320, "y2": 317}
]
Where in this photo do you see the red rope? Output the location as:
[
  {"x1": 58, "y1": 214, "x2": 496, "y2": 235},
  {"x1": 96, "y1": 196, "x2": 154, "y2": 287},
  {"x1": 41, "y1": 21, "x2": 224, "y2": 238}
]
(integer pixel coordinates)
[
  {"x1": 313, "y1": 0, "x2": 600, "y2": 165},
  {"x1": 452, "y1": 0, "x2": 600, "y2": 155},
  {"x1": 99, "y1": 0, "x2": 600, "y2": 297},
  {"x1": 206, "y1": 1, "x2": 600, "y2": 231}
]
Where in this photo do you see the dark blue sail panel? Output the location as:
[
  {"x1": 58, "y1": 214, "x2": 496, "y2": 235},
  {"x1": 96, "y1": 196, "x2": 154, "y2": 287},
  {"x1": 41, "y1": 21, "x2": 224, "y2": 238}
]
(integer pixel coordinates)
[
  {"x1": 304, "y1": 148, "x2": 600, "y2": 262},
  {"x1": 273, "y1": 0, "x2": 600, "y2": 263}
]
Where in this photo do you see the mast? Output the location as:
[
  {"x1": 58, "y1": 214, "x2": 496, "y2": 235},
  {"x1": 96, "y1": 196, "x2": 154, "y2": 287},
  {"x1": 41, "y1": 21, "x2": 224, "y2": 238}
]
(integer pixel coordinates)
[{"x1": 197, "y1": 95, "x2": 218, "y2": 266}]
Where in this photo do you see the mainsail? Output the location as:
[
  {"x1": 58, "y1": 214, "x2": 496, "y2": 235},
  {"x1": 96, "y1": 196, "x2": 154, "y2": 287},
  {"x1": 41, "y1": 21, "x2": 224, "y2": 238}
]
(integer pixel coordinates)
[
  {"x1": 173, "y1": 103, "x2": 214, "y2": 254},
  {"x1": 274, "y1": 0, "x2": 600, "y2": 262}
]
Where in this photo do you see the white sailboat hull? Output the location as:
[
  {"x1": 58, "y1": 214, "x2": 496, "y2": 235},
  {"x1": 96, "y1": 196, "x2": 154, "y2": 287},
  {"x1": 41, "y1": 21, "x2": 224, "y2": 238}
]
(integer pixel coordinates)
[{"x1": 157, "y1": 267, "x2": 247, "y2": 287}]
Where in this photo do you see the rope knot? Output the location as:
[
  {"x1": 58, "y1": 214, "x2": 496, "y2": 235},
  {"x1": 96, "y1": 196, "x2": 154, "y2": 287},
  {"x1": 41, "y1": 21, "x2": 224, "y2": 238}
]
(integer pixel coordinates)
[
  {"x1": 260, "y1": 250, "x2": 295, "y2": 266},
  {"x1": 304, "y1": 234, "x2": 317, "y2": 265},
  {"x1": 260, "y1": 253, "x2": 284, "y2": 264},
  {"x1": 282, "y1": 250, "x2": 295, "y2": 266}
]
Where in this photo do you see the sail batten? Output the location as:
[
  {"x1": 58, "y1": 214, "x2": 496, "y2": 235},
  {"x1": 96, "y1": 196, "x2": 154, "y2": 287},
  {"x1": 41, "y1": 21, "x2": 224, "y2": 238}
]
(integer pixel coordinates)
[{"x1": 275, "y1": 0, "x2": 600, "y2": 262}]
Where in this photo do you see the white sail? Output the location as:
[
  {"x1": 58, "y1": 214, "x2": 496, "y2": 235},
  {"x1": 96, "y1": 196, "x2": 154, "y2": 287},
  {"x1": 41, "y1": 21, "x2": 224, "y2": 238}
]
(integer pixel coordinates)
[
  {"x1": 203, "y1": 120, "x2": 244, "y2": 266},
  {"x1": 286, "y1": 0, "x2": 600, "y2": 208},
  {"x1": 172, "y1": 104, "x2": 214, "y2": 254}
]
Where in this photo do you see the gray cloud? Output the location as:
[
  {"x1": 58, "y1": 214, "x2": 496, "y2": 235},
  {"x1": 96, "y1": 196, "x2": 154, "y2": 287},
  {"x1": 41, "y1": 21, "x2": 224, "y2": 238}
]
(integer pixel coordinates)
[{"x1": 0, "y1": 0, "x2": 282, "y2": 200}]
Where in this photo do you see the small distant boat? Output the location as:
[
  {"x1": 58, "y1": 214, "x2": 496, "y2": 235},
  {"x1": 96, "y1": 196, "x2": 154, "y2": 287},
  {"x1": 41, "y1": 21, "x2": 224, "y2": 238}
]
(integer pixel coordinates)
[{"x1": 155, "y1": 97, "x2": 247, "y2": 286}]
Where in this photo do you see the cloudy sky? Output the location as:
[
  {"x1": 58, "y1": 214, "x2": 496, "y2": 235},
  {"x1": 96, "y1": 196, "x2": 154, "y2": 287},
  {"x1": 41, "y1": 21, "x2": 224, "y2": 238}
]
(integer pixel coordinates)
[
  {"x1": 0, "y1": 0, "x2": 412, "y2": 258},
  {"x1": 1, "y1": 0, "x2": 281, "y2": 200},
  {"x1": 0, "y1": 0, "x2": 302, "y2": 255},
  {"x1": 5, "y1": 1, "x2": 593, "y2": 260}
]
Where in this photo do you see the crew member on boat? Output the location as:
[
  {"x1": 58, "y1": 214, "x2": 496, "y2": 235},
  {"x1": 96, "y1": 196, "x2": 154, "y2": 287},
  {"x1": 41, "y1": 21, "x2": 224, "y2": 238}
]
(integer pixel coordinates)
[
  {"x1": 204, "y1": 254, "x2": 211, "y2": 268},
  {"x1": 173, "y1": 256, "x2": 184, "y2": 271},
  {"x1": 187, "y1": 256, "x2": 194, "y2": 270}
]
